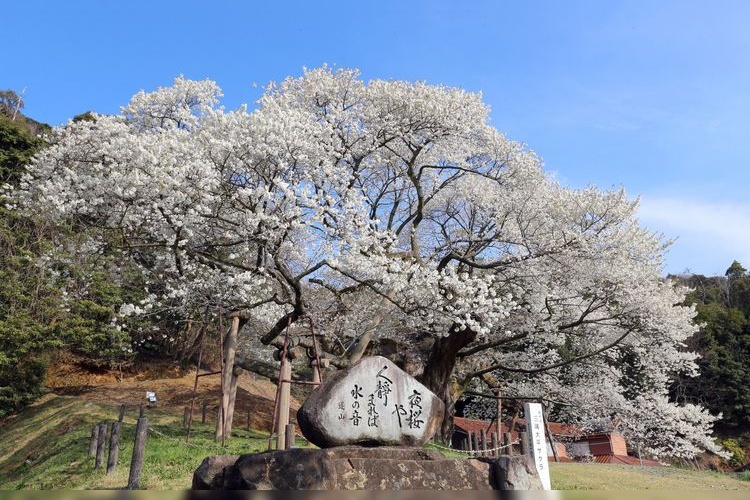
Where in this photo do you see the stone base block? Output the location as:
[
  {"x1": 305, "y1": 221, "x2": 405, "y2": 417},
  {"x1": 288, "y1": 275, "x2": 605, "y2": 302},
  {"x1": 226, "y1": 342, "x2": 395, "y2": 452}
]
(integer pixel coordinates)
[{"x1": 192, "y1": 447, "x2": 543, "y2": 490}]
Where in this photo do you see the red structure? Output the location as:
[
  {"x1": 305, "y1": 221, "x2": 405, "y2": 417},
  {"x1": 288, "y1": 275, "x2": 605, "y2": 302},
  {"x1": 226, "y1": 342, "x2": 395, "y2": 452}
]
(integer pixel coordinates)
[{"x1": 451, "y1": 417, "x2": 661, "y2": 466}]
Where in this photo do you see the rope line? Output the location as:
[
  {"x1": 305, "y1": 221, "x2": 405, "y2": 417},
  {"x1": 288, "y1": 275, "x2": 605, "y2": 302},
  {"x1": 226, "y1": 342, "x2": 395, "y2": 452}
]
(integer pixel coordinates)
[
  {"x1": 148, "y1": 425, "x2": 516, "y2": 456},
  {"x1": 429, "y1": 439, "x2": 520, "y2": 456}
]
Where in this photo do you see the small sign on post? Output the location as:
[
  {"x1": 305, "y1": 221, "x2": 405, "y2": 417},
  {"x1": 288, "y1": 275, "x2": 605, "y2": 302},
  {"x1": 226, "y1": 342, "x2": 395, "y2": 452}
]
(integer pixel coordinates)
[
  {"x1": 524, "y1": 402, "x2": 551, "y2": 490},
  {"x1": 146, "y1": 391, "x2": 157, "y2": 407}
]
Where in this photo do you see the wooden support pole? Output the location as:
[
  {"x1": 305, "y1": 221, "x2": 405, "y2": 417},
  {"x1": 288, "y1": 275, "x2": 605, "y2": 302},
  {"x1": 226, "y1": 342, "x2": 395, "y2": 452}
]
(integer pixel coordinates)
[
  {"x1": 480, "y1": 428, "x2": 487, "y2": 457},
  {"x1": 88, "y1": 425, "x2": 98, "y2": 457},
  {"x1": 127, "y1": 416, "x2": 149, "y2": 490},
  {"x1": 118, "y1": 404, "x2": 126, "y2": 422},
  {"x1": 542, "y1": 406, "x2": 560, "y2": 463},
  {"x1": 268, "y1": 317, "x2": 293, "y2": 451},
  {"x1": 275, "y1": 360, "x2": 292, "y2": 450},
  {"x1": 218, "y1": 316, "x2": 240, "y2": 441},
  {"x1": 310, "y1": 358, "x2": 328, "y2": 386},
  {"x1": 226, "y1": 366, "x2": 240, "y2": 434},
  {"x1": 95, "y1": 422, "x2": 107, "y2": 469},
  {"x1": 215, "y1": 406, "x2": 222, "y2": 441},
  {"x1": 311, "y1": 361, "x2": 321, "y2": 386},
  {"x1": 186, "y1": 309, "x2": 208, "y2": 444},
  {"x1": 493, "y1": 388, "x2": 502, "y2": 444},
  {"x1": 215, "y1": 312, "x2": 226, "y2": 443},
  {"x1": 467, "y1": 431, "x2": 474, "y2": 454},
  {"x1": 491, "y1": 432, "x2": 499, "y2": 457},
  {"x1": 106, "y1": 421, "x2": 121, "y2": 475}
]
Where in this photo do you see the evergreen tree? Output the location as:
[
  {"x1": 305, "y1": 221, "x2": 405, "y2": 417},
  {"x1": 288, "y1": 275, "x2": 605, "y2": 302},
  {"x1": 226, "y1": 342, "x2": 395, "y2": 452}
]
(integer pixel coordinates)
[{"x1": 672, "y1": 264, "x2": 750, "y2": 431}]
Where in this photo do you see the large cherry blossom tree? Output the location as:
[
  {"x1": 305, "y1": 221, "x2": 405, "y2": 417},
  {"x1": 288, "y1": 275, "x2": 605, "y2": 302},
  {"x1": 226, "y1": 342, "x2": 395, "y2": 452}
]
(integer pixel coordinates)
[{"x1": 15, "y1": 67, "x2": 723, "y2": 458}]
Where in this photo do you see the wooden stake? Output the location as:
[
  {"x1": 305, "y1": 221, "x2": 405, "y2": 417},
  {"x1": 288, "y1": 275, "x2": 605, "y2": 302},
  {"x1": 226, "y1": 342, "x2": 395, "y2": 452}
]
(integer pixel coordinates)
[
  {"x1": 95, "y1": 423, "x2": 107, "y2": 468},
  {"x1": 284, "y1": 423, "x2": 295, "y2": 449},
  {"x1": 520, "y1": 431, "x2": 529, "y2": 456},
  {"x1": 106, "y1": 421, "x2": 121, "y2": 475},
  {"x1": 480, "y1": 428, "x2": 487, "y2": 457},
  {"x1": 504, "y1": 432, "x2": 514, "y2": 456},
  {"x1": 88, "y1": 425, "x2": 98, "y2": 457},
  {"x1": 127, "y1": 416, "x2": 149, "y2": 490}
]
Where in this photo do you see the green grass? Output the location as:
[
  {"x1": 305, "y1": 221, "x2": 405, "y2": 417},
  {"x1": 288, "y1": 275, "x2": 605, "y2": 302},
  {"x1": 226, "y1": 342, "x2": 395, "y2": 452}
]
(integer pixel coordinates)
[
  {"x1": 0, "y1": 394, "x2": 307, "y2": 490},
  {"x1": 1, "y1": 394, "x2": 748, "y2": 490},
  {"x1": 549, "y1": 462, "x2": 750, "y2": 490}
]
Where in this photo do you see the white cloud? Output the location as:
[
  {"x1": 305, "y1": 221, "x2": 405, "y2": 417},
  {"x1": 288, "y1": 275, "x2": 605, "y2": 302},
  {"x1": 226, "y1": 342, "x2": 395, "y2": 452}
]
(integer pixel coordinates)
[{"x1": 637, "y1": 196, "x2": 750, "y2": 276}]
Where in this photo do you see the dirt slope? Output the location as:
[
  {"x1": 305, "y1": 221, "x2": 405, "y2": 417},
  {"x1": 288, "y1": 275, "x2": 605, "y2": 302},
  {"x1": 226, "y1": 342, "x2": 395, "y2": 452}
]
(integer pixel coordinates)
[{"x1": 44, "y1": 353, "x2": 298, "y2": 432}]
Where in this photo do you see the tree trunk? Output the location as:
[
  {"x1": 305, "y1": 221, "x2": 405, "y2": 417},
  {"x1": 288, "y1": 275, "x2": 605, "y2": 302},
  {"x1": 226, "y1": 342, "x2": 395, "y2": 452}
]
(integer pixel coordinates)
[
  {"x1": 420, "y1": 325, "x2": 477, "y2": 442},
  {"x1": 348, "y1": 294, "x2": 393, "y2": 365}
]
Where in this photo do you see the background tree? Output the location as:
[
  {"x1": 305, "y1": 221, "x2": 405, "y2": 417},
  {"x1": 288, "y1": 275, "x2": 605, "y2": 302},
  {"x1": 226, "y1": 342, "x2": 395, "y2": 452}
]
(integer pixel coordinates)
[
  {"x1": 671, "y1": 264, "x2": 750, "y2": 432},
  {"x1": 0, "y1": 90, "x2": 23, "y2": 118}
]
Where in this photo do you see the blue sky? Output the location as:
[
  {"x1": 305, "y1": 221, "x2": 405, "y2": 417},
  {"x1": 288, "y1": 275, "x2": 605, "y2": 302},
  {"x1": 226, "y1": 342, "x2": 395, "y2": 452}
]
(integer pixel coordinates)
[{"x1": 4, "y1": 0, "x2": 749, "y2": 276}]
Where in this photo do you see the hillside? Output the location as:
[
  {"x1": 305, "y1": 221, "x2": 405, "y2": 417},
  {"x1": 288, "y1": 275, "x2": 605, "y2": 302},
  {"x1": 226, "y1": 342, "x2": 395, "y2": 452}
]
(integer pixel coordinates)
[{"x1": 0, "y1": 355, "x2": 301, "y2": 489}]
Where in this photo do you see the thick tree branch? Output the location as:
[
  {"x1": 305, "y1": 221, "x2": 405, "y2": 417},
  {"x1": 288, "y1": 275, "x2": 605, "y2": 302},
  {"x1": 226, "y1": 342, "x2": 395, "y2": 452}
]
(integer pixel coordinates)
[
  {"x1": 461, "y1": 327, "x2": 636, "y2": 384},
  {"x1": 457, "y1": 332, "x2": 529, "y2": 358}
]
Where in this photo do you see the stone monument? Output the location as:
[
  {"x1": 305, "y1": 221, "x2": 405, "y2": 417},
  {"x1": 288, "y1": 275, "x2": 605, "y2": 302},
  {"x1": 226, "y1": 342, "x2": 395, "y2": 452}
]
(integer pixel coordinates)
[
  {"x1": 192, "y1": 355, "x2": 543, "y2": 490},
  {"x1": 297, "y1": 355, "x2": 444, "y2": 448}
]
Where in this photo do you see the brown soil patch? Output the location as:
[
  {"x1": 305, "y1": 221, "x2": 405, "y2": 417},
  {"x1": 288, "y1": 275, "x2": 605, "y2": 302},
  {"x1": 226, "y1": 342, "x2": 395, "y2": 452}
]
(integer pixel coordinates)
[{"x1": 44, "y1": 352, "x2": 298, "y2": 432}]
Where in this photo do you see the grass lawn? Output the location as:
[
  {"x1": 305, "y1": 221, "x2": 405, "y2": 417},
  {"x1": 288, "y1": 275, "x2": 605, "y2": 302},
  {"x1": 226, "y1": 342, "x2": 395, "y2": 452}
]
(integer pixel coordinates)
[
  {"x1": 0, "y1": 394, "x2": 299, "y2": 489},
  {"x1": 550, "y1": 462, "x2": 750, "y2": 490}
]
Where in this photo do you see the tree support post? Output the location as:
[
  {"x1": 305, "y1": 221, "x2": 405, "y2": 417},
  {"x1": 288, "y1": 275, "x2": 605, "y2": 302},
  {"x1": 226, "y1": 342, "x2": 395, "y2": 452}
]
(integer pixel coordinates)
[
  {"x1": 217, "y1": 315, "x2": 240, "y2": 441},
  {"x1": 275, "y1": 359, "x2": 292, "y2": 450}
]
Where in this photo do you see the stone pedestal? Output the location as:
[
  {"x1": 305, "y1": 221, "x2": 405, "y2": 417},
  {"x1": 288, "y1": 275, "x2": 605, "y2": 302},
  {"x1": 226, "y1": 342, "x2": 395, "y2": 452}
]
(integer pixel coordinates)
[{"x1": 192, "y1": 448, "x2": 543, "y2": 490}]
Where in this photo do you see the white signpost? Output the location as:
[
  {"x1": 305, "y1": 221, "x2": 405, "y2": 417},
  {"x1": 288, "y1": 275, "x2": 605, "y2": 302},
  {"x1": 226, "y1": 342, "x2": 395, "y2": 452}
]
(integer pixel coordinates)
[{"x1": 524, "y1": 402, "x2": 551, "y2": 490}]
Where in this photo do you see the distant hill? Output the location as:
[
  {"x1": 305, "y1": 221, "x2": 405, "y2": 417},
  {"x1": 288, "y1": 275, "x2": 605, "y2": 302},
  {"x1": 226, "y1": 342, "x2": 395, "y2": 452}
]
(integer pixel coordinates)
[{"x1": 0, "y1": 97, "x2": 50, "y2": 185}]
